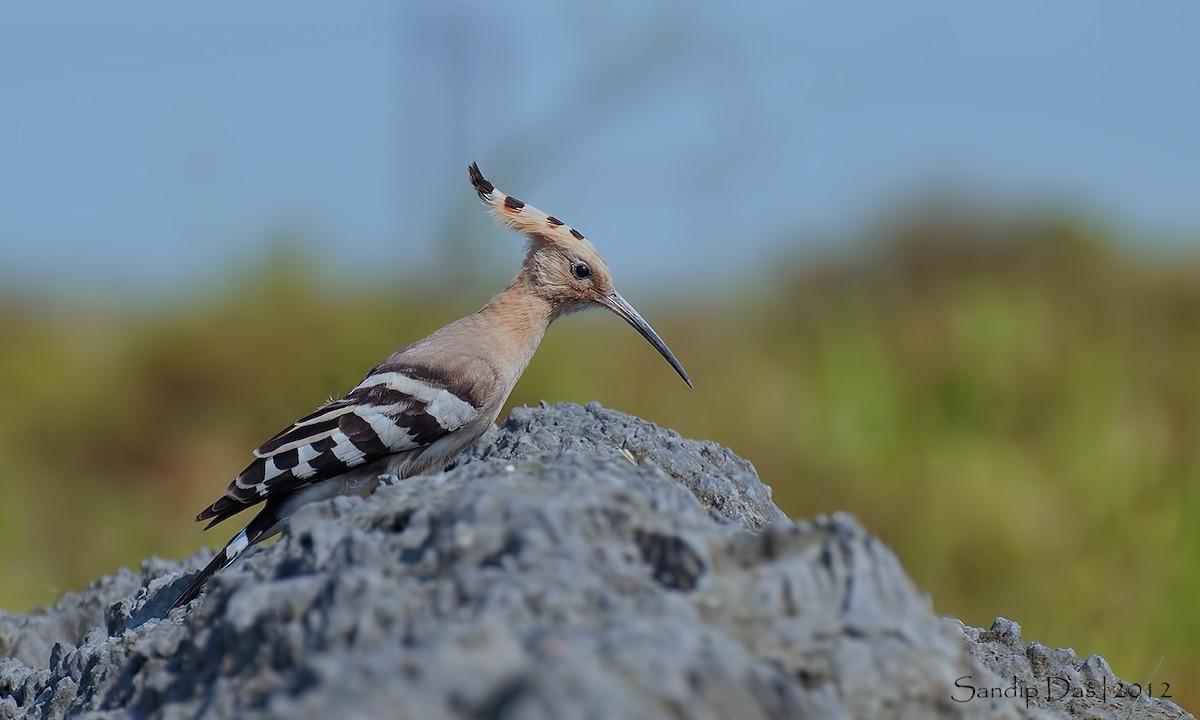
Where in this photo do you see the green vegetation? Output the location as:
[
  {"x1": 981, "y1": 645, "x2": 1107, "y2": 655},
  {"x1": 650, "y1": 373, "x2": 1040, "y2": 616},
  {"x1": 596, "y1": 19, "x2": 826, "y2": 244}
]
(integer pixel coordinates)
[{"x1": 1, "y1": 212, "x2": 1196, "y2": 707}]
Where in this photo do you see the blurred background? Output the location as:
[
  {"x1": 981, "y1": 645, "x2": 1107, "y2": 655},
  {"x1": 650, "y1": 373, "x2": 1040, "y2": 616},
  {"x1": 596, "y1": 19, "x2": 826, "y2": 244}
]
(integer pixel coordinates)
[{"x1": 2, "y1": 0, "x2": 1197, "y2": 708}]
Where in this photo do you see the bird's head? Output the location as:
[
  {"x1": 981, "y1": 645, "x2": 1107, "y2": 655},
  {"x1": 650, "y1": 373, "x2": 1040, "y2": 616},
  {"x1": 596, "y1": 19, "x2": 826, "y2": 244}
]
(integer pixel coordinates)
[{"x1": 469, "y1": 163, "x2": 691, "y2": 387}]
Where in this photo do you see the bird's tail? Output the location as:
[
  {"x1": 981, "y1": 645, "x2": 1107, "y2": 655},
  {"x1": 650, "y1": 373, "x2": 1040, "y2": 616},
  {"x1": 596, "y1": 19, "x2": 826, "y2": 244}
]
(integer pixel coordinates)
[{"x1": 169, "y1": 528, "x2": 253, "y2": 610}]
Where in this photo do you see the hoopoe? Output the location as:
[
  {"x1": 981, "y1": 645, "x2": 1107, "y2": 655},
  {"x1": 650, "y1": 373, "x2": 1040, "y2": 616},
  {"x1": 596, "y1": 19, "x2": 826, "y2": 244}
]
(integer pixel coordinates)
[{"x1": 169, "y1": 163, "x2": 691, "y2": 610}]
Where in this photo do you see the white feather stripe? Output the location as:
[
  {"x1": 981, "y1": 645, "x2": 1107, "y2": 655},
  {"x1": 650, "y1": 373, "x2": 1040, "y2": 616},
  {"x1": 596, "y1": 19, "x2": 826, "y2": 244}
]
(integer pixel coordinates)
[
  {"x1": 329, "y1": 430, "x2": 366, "y2": 465},
  {"x1": 253, "y1": 426, "x2": 341, "y2": 459},
  {"x1": 225, "y1": 529, "x2": 250, "y2": 560},
  {"x1": 347, "y1": 402, "x2": 407, "y2": 416},
  {"x1": 429, "y1": 393, "x2": 476, "y2": 430},
  {"x1": 297, "y1": 444, "x2": 320, "y2": 464},
  {"x1": 294, "y1": 403, "x2": 357, "y2": 425},
  {"x1": 356, "y1": 372, "x2": 477, "y2": 430},
  {"x1": 293, "y1": 460, "x2": 317, "y2": 480},
  {"x1": 262, "y1": 460, "x2": 286, "y2": 482},
  {"x1": 361, "y1": 408, "x2": 415, "y2": 451}
]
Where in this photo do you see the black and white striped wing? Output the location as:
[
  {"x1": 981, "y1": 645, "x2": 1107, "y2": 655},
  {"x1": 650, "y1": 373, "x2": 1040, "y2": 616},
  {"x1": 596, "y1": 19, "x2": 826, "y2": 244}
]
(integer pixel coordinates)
[{"x1": 197, "y1": 369, "x2": 479, "y2": 528}]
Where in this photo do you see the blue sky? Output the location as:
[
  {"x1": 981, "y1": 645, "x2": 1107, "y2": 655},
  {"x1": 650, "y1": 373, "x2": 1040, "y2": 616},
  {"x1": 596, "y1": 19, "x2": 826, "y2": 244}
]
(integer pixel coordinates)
[{"x1": 1, "y1": 2, "x2": 1196, "y2": 297}]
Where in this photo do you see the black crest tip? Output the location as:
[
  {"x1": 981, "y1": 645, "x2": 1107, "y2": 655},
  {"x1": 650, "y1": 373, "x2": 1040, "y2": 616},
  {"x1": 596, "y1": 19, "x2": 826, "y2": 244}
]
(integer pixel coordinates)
[{"x1": 468, "y1": 162, "x2": 493, "y2": 198}]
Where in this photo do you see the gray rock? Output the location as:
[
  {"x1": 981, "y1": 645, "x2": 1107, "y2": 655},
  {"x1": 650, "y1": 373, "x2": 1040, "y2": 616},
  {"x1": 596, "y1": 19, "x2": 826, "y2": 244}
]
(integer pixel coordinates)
[
  {"x1": 956, "y1": 617, "x2": 1186, "y2": 719},
  {"x1": 459, "y1": 401, "x2": 788, "y2": 530},
  {"x1": 0, "y1": 403, "x2": 1190, "y2": 720}
]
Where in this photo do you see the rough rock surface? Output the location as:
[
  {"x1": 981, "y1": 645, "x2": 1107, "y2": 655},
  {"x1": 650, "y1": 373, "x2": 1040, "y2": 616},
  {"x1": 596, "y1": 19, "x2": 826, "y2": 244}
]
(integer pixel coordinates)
[{"x1": 0, "y1": 402, "x2": 1190, "y2": 720}]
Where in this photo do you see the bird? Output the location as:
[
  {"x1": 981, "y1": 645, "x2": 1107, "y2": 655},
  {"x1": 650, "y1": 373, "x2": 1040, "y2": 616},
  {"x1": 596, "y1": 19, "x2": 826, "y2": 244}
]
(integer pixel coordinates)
[{"x1": 169, "y1": 163, "x2": 691, "y2": 610}]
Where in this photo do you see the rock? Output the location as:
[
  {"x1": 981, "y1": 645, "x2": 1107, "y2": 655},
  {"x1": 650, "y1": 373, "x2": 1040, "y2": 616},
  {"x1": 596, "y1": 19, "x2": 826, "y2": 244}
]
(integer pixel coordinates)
[
  {"x1": 956, "y1": 617, "x2": 1186, "y2": 719},
  {"x1": 0, "y1": 403, "x2": 1191, "y2": 719},
  {"x1": 458, "y1": 401, "x2": 788, "y2": 530}
]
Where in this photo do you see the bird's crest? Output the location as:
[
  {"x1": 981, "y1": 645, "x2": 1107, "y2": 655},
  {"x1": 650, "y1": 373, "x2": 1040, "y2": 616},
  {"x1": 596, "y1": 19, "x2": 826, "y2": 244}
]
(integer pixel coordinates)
[{"x1": 468, "y1": 163, "x2": 596, "y2": 254}]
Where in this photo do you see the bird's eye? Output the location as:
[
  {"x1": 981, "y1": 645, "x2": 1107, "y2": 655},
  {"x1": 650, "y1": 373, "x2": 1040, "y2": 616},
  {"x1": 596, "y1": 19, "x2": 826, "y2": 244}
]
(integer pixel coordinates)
[{"x1": 571, "y1": 261, "x2": 591, "y2": 280}]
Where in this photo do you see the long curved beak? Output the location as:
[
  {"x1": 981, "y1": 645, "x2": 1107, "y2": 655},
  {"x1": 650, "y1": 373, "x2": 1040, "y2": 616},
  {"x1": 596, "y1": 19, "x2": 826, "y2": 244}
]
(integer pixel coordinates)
[{"x1": 596, "y1": 292, "x2": 692, "y2": 387}]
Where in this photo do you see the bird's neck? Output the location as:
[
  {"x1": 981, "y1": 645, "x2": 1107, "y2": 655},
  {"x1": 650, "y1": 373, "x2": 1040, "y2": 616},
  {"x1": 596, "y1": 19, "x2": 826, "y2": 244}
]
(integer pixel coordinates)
[{"x1": 475, "y1": 271, "x2": 556, "y2": 367}]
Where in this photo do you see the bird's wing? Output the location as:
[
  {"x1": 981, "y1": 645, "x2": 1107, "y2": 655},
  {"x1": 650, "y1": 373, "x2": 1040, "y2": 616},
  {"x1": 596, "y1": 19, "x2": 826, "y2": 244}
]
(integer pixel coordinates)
[{"x1": 196, "y1": 364, "x2": 482, "y2": 528}]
